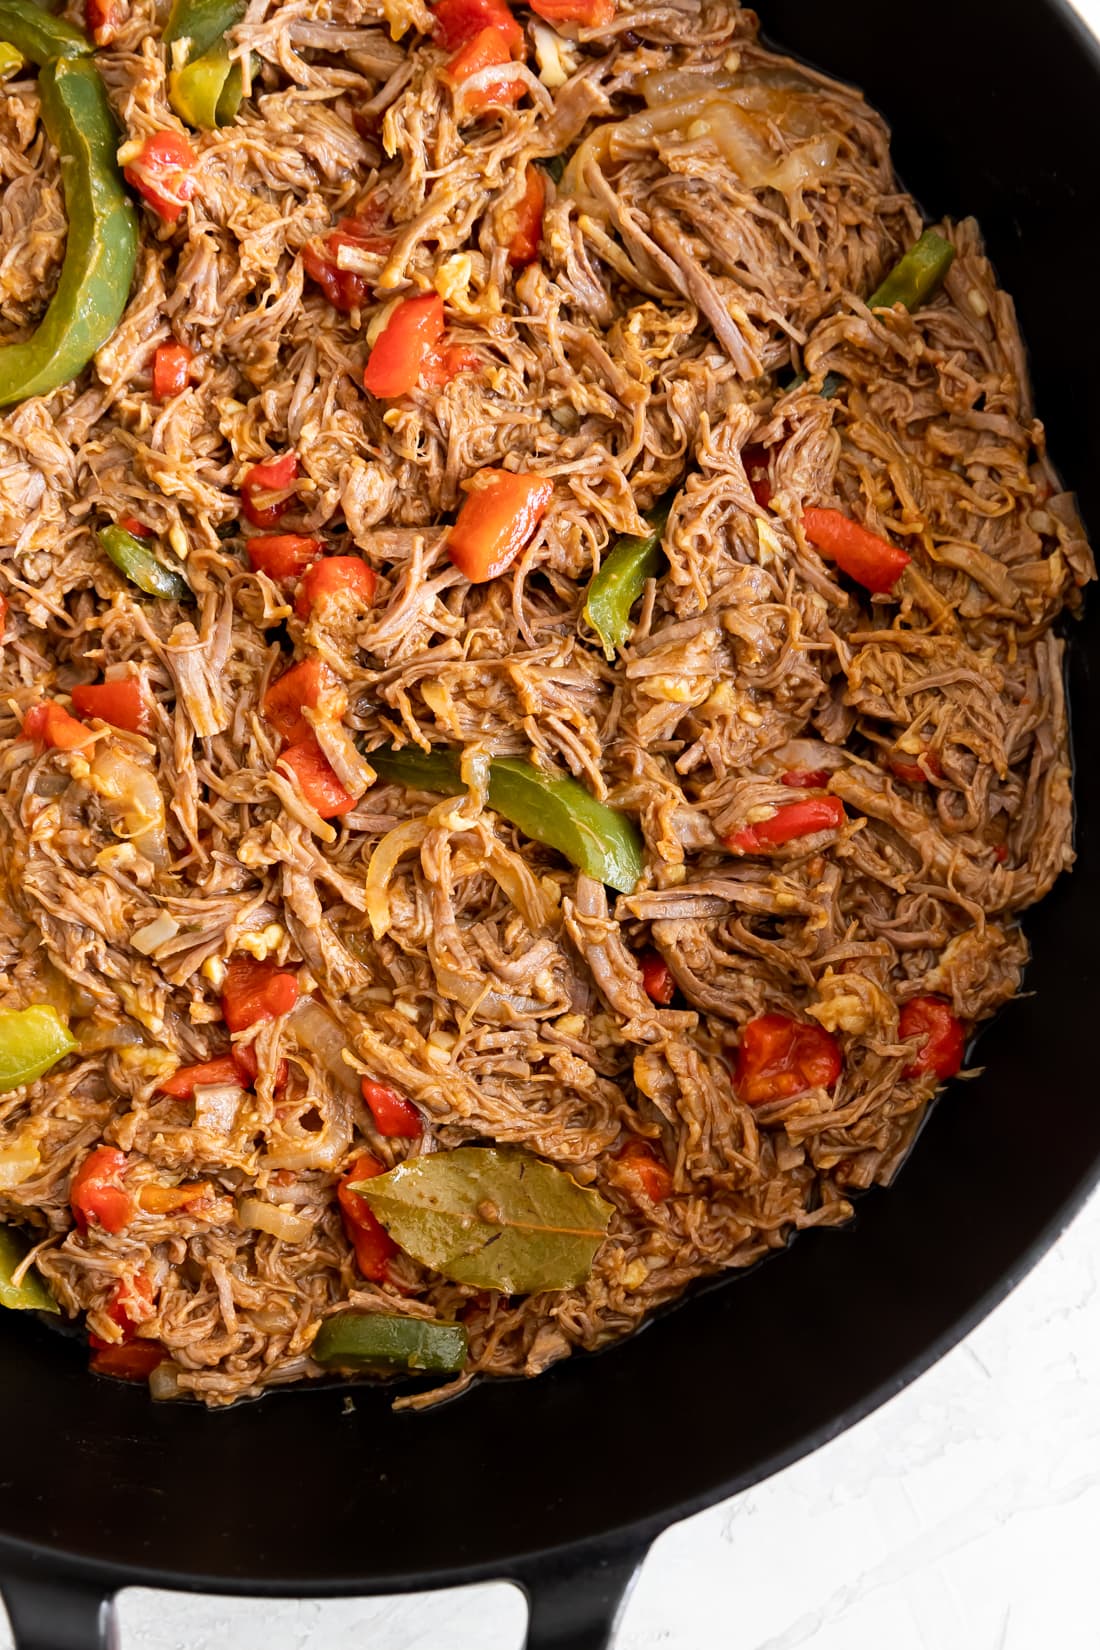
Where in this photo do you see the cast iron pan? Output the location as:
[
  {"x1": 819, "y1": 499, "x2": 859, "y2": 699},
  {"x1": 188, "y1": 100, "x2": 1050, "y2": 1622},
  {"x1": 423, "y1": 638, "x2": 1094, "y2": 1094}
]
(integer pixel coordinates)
[{"x1": 2, "y1": 1, "x2": 1098, "y2": 1644}]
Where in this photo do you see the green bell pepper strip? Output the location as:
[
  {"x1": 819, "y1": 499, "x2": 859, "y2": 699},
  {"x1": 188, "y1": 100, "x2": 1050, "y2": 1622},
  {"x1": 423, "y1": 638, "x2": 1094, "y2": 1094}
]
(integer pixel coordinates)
[
  {"x1": 371, "y1": 745, "x2": 645, "y2": 896},
  {"x1": 169, "y1": 40, "x2": 233, "y2": 129},
  {"x1": 214, "y1": 55, "x2": 247, "y2": 123},
  {"x1": 0, "y1": 56, "x2": 137, "y2": 408},
  {"x1": 0, "y1": 1005, "x2": 76, "y2": 1094},
  {"x1": 312, "y1": 1311, "x2": 467, "y2": 1374},
  {"x1": 0, "y1": 1228, "x2": 59, "y2": 1314},
  {"x1": 0, "y1": 41, "x2": 24, "y2": 78},
  {"x1": 868, "y1": 229, "x2": 955, "y2": 313},
  {"x1": 583, "y1": 502, "x2": 671, "y2": 662},
  {"x1": 0, "y1": 0, "x2": 89, "y2": 63},
  {"x1": 99, "y1": 526, "x2": 191, "y2": 600},
  {"x1": 163, "y1": 0, "x2": 244, "y2": 61}
]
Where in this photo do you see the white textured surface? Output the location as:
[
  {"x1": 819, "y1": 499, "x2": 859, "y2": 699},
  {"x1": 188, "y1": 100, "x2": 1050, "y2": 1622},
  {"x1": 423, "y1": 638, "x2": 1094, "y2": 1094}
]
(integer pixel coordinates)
[{"x1": 12, "y1": 4, "x2": 1100, "y2": 1644}]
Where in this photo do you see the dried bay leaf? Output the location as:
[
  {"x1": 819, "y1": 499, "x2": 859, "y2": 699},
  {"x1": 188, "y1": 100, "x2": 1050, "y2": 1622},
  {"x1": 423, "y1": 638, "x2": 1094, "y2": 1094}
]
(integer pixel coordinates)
[{"x1": 354, "y1": 1145, "x2": 613, "y2": 1293}]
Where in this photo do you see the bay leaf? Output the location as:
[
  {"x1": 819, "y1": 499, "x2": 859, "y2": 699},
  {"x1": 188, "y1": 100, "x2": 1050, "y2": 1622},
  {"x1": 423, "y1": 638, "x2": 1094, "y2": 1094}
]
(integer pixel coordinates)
[{"x1": 354, "y1": 1146, "x2": 613, "y2": 1294}]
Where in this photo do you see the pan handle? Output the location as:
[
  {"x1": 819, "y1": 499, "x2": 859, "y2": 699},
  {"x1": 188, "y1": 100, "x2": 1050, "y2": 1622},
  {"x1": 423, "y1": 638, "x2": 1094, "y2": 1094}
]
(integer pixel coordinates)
[
  {"x1": 1, "y1": 1573, "x2": 115, "y2": 1649},
  {"x1": 514, "y1": 1545, "x2": 644, "y2": 1650}
]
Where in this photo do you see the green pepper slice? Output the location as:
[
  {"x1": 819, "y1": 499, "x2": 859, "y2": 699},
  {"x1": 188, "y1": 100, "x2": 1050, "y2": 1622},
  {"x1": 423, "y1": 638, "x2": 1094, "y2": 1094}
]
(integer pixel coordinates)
[
  {"x1": 99, "y1": 525, "x2": 190, "y2": 600},
  {"x1": 163, "y1": 0, "x2": 244, "y2": 60},
  {"x1": 0, "y1": 56, "x2": 137, "y2": 407},
  {"x1": 0, "y1": 1228, "x2": 59, "y2": 1314},
  {"x1": 0, "y1": 41, "x2": 24, "y2": 77},
  {"x1": 371, "y1": 745, "x2": 645, "y2": 896},
  {"x1": 868, "y1": 229, "x2": 955, "y2": 313},
  {"x1": 312, "y1": 1311, "x2": 467, "y2": 1374},
  {"x1": 583, "y1": 503, "x2": 671, "y2": 661},
  {"x1": 0, "y1": 0, "x2": 89, "y2": 63},
  {"x1": 168, "y1": 40, "x2": 233, "y2": 129},
  {"x1": 0, "y1": 1005, "x2": 76, "y2": 1094}
]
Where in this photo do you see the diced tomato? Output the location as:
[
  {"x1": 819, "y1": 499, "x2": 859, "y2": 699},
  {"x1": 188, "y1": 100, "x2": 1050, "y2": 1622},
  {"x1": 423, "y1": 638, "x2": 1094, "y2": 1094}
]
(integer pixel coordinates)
[
  {"x1": 802, "y1": 507, "x2": 911, "y2": 594},
  {"x1": 152, "y1": 342, "x2": 193, "y2": 401},
  {"x1": 85, "y1": 0, "x2": 119, "y2": 40},
  {"x1": 639, "y1": 952, "x2": 675, "y2": 1006},
  {"x1": 617, "y1": 1140, "x2": 673, "y2": 1203},
  {"x1": 303, "y1": 215, "x2": 392, "y2": 312},
  {"x1": 446, "y1": 26, "x2": 525, "y2": 116},
  {"x1": 899, "y1": 995, "x2": 965, "y2": 1081},
  {"x1": 246, "y1": 533, "x2": 324, "y2": 583},
  {"x1": 419, "y1": 342, "x2": 479, "y2": 387},
  {"x1": 71, "y1": 678, "x2": 150, "y2": 735},
  {"x1": 231, "y1": 1040, "x2": 289, "y2": 1094},
  {"x1": 363, "y1": 294, "x2": 446, "y2": 399},
  {"x1": 23, "y1": 702, "x2": 94, "y2": 750},
  {"x1": 504, "y1": 163, "x2": 545, "y2": 267},
  {"x1": 887, "y1": 749, "x2": 942, "y2": 785},
  {"x1": 742, "y1": 444, "x2": 772, "y2": 508},
  {"x1": 90, "y1": 1341, "x2": 167, "y2": 1381},
  {"x1": 71, "y1": 1147, "x2": 133, "y2": 1235},
  {"x1": 157, "y1": 1055, "x2": 241, "y2": 1098},
  {"x1": 530, "y1": 0, "x2": 613, "y2": 21},
  {"x1": 137, "y1": 1180, "x2": 215, "y2": 1214},
  {"x1": 277, "y1": 737, "x2": 356, "y2": 820},
  {"x1": 447, "y1": 468, "x2": 553, "y2": 582},
  {"x1": 361, "y1": 1078, "x2": 423, "y2": 1139},
  {"x1": 734, "y1": 1013, "x2": 842, "y2": 1106},
  {"x1": 781, "y1": 768, "x2": 831, "y2": 789},
  {"x1": 433, "y1": 0, "x2": 523, "y2": 50},
  {"x1": 119, "y1": 516, "x2": 151, "y2": 538},
  {"x1": 726, "y1": 794, "x2": 845, "y2": 854},
  {"x1": 337, "y1": 1151, "x2": 397, "y2": 1280},
  {"x1": 294, "y1": 556, "x2": 377, "y2": 620},
  {"x1": 241, "y1": 452, "x2": 299, "y2": 529},
  {"x1": 221, "y1": 955, "x2": 300, "y2": 1032},
  {"x1": 123, "y1": 130, "x2": 196, "y2": 224},
  {"x1": 262, "y1": 657, "x2": 337, "y2": 746}
]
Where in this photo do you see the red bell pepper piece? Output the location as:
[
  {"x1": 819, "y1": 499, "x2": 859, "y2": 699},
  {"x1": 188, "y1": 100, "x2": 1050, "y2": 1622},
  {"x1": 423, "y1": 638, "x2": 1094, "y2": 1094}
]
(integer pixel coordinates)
[
  {"x1": 119, "y1": 516, "x2": 152, "y2": 538},
  {"x1": 446, "y1": 26, "x2": 525, "y2": 116},
  {"x1": 231, "y1": 1039, "x2": 289, "y2": 1093},
  {"x1": 742, "y1": 444, "x2": 773, "y2": 509},
  {"x1": 71, "y1": 1147, "x2": 133, "y2": 1234},
  {"x1": 124, "y1": 130, "x2": 196, "y2": 224},
  {"x1": 85, "y1": 0, "x2": 118, "y2": 41},
  {"x1": 361, "y1": 1078, "x2": 423, "y2": 1139},
  {"x1": 337, "y1": 1151, "x2": 397, "y2": 1280},
  {"x1": 241, "y1": 452, "x2": 299, "y2": 528},
  {"x1": 221, "y1": 956, "x2": 299, "y2": 1032},
  {"x1": 92, "y1": 1272, "x2": 155, "y2": 1346},
  {"x1": 530, "y1": 0, "x2": 614, "y2": 21},
  {"x1": 505, "y1": 163, "x2": 545, "y2": 267},
  {"x1": 617, "y1": 1140, "x2": 673, "y2": 1203},
  {"x1": 734, "y1": 1014, "x2": 842, "y2": 1106},
  {"x1": 262, "y1": 657, "x2": 336, "y2": 746},
  {"x1": 899, "y1": 995, "x2": 965, "y2": 1080},
  {"x1": 447, "y1": 468, "x2": 552, "y2": 582},
  {"x1": 137, "y1": 1181, "x2": 215, "y2": 1214},
  {"x1": 277, "y1": 737, "x2": 356, "y2": 819},
  {"x1": 433, "y1": 0, "x2": 523, "y2": 50},
  {"x1": 726, "y1": 794, "x2": 845, "y2": 854},
  {"x1": 802, "y1": 507, "x2": 911, "y2": 594},
  {"x1": 639, "y1": 952, "x2": 675, "y2": 1006},
  {"x1": 152, "y1": 342, "x2": 193, "y2": 401},
  {"x1": 156, "y1": 1055, "x2": 241, "y2": 1098},
  {"x1": 71, "y1": 678, "x2": 150, "y2": 735},
  {"x1": 887, "y1": 749, "x2": 942, "y2": 785},
  {"x1": 246, "y1": 533, "x2": 324, "y2": 582},
  {"x1": 303, "y1": 215, "x2": 392, "y2": 311},
  {"x1": 90, "y1": 1341, "x2": 167, "y2": 1381},
  {"x1": 363, "y1": 294, "x2": 446, "y2": 398},
  {"x1": 781, "y1": 769, "x2": 831, "y2": 789},
  {"x1": 23, "y1": 702, "x2": 94, "y2": 750},
  {"x1": 294, "y1": 556, "x2": 377, "y2": 619}
]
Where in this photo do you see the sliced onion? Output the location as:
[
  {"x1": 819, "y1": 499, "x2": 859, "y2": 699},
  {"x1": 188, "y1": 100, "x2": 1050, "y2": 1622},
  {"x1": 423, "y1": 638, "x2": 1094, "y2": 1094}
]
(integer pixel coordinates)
[
  {"x1": 89, "y1": 745, "x2": 168, "y2": 865},
  {"x1": 0, "y1": 1139, "x2": 39, "y2": 1189},
  {"x1": 132, "y1": 913, "x2": 180, "y2": 955},
  {"x1": 288, "y1": 998, "x2": 361, "y2": 1095},
  {"x1": 193, "y1": 1082, "x2": 244, "y2": 1135},
  {"x1": 149, "y1": 1362, "x2": 182, "y2": 1401},
  {"x1": 237, "y1": 1195, "x2": 312, "y2": 1245},
  {"x1": 364, "y1": 818, "x2": 430, "y2": 940}
]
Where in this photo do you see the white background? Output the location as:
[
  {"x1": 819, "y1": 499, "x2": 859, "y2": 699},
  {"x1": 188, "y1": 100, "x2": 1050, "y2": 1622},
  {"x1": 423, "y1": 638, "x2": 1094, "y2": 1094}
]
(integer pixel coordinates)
[{"x1": 10, "y1": 3, "x2": 1100, "y2": 1645}]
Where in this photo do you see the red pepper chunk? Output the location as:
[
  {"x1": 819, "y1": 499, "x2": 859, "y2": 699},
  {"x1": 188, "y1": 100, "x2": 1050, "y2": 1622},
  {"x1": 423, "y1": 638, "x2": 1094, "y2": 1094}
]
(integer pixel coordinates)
[
  {"x1": 639, "y1": 952, "x2": 675, "y2": 1006},
  {"x1": 531, "y1": 0, "x2": 614, "y2": 20},
  {"x1": 90, "y1": 1341, "x2": 166, "y2": 1381},
  {"x1": 124, "y1": 130, "x2": 196, "y2": 224},
  {"x1": 221, "y1": 956, "x2": 299, "y2": 1032},
  {"x1": 71, "y1": 1147, "x2": 133, "y2": 1234},
  {"x1": 433, "y1": 0, "x2": 523, "y2": 49},
  {"x1": 802, "y1": 507, "x2": 911, "y2": 594},
  {"x1": 277, "y1": 737, "x2": 356, "y2": 820},
  {"x1": 23, "y1": 702, "x2": 94, "y2": 750},
  {"x1": 735, "y1": 1014, "x2": 842, "y2": 1106},
  {"x1": 246, "y1": 533, "x2": 324, "y2": 582},
  {"x1": 617, "y1": 1141, "x2": 673, "y2": 1203},
  {"x1": 303, "y1": 216, "x2": 391, "y2": 312},
  {"x1": 93, "y1": 1272, "x2": 155, "y2": 1346},
  {"x1": 363, "y1": 294, "x2": 445, "y2": 398},
  {"x1": 887, "y1": 749, "x2": 942, "y2": 785},
  {"x1": 505, "y1": 164, "x2": 545, "y2": 267},
  {"x1": 241, "y1": 453, "x2": 299, "y2": 529},
  {"x1": 85, "y1": 0, "x2": 118, "y2": 41},
  {"x1": 727, "y1": 794, "x2": 845, "y2": 854},
  {"x1": 157, "y1": 1055, "x2": 241, "y2": 1098},
  {"x1": 119, "y1": 516, "x2": 151, "y2": 537},
  {"x1": 781, "y1": 768, "x2": 831, "y2": 789},
  {"x1": 294, "y1": 556, "x2": 377, "y2": 620},
  {"x1": 899, "y1": 995, "x2": 965, "y2": 1081},
  {"x1": 262, "y1": 657, "x2": 337, "y2": 746},
  {"x1": 152, "y1": 342, "x2": 192, "y2": 401},
  {"x1": 448, "y1": 469, "x2": 552, "y2": 582},
  {"x1": 446, "y1": 26, "x2": 525, "y2": 116},
  {"x1": 338, "y1": 1151, "x2": 397, "y2": 1280},
  {"x1": 71, "y1": 679, "x2": 150, "y2": 735},
  {"x1": 361, "y1": 1079, "x2": 423, "y2": 1138},
  {"x1": 741, "y1": 445, "x2": 773, "y2": 508},
  {"x1": 231, "y1": 1039, "x2": 289, "y2": 1094}
]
